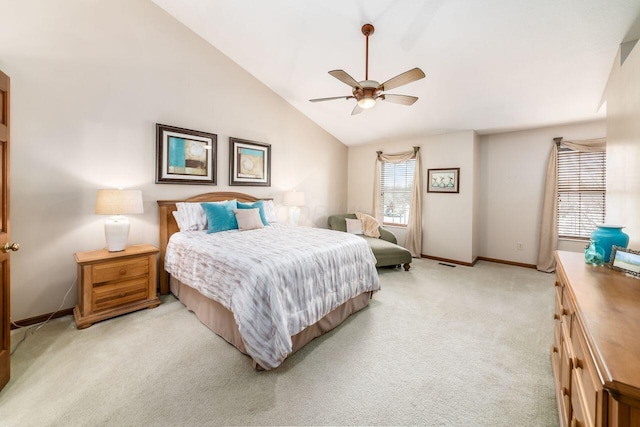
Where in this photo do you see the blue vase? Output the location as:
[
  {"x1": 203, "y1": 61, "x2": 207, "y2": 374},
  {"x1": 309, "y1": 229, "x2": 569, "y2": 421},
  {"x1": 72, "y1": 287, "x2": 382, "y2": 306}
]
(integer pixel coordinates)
[{"x1": 591, "y1": 224, "x2": 629, "y2": 262}]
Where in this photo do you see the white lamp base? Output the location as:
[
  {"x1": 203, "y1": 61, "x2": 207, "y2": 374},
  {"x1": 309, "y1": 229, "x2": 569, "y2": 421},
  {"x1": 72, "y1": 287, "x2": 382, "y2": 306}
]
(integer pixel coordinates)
[
  {"x1": 288, "y1": 206, "x2": 300, "y2": 226},
  {"x1": 104, "y1": 215, "x2": 130, "y2": 252}
]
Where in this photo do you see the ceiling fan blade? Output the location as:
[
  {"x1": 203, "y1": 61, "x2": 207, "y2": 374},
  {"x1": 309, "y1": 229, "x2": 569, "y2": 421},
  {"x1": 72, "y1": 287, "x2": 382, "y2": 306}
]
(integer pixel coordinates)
[
  {"x1": 329, "y1": 70, "x2": 363, "y2": 89},
  {"x1": 351, "y1": 104, "x2": 364, "y2": 115},
  {"x1": 378, "y1": 68, "x2": 425, "y2": 91},
  {"x1": 309, "y1": 96, "x2": 354, "y2": 102},
  {"x1": 380, "y1": 94, "x2": 419, "y2": 106}
]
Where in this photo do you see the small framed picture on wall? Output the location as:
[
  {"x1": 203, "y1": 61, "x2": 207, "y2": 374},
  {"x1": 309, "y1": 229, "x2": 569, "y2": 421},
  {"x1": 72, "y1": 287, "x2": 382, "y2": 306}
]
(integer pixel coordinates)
[
  {"x1": 156, "y1": 123, "x2": 217, "y2": 185},
  {"x1": 229, "y1": 137, "x2": 271, "y2": 186},
  {"x1": 427, "y1": 168, "x2": 460, "y2": 193}
]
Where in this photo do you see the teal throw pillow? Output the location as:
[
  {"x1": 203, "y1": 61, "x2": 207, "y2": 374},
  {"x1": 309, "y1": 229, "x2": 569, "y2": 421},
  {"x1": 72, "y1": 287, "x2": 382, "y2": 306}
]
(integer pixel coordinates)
[
  {"x1": 237, "y1": 200, "x2": 269, "y2": 226},
  {"x1": 201, "y1": 200, "x2": 239, "y2": 233}
]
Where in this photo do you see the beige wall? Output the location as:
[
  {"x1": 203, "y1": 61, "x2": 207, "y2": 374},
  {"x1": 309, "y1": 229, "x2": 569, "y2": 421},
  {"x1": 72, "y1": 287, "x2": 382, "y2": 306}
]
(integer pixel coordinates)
[
  {"x1": 0, "y1": 0, "x2": 347, "y2": 320},
  {"x1": 605, "y1": 43, "x2": 640, "y2": 248},
  {"x1": 478, "y1": 121, "x2": 606, "y2": 265},
  {"x1": 347, "y1": 130, "x2": 478, "y2": 264}
]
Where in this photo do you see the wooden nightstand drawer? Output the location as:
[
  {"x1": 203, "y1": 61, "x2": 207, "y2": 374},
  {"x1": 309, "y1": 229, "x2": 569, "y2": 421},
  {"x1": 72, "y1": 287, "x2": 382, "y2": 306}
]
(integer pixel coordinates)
[
  {"x1": 92, "y1": 258, "x2": 149, "y2": 284},
  {"x1": 93, "y1": 277, "x2": 149, "y2": 312},
  {"x1": 74, "y1": 244, "x2": 160, "y2": 329}
]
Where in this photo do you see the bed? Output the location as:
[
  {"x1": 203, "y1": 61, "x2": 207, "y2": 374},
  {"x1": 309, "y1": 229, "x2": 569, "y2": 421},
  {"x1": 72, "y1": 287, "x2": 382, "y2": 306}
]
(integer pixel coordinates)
[{"x1": 157, "y1": 192, "x2": 380, "y2": 370}]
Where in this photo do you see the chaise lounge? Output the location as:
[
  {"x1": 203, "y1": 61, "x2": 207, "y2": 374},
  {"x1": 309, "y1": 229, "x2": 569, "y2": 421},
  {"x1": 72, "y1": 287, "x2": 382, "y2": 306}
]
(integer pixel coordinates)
[{"x1": 328, "y1": 213, "x2": 412, "y2": 271}]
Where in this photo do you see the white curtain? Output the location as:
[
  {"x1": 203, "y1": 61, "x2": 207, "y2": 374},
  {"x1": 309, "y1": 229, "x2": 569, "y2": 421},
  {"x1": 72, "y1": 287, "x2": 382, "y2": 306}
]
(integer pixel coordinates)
[
  {"x1": 536, "y1": 137, "x2": 606, "y2": 272},
  {"x1": 373, "y1": 147, "x2": 422, "y2": 257}
]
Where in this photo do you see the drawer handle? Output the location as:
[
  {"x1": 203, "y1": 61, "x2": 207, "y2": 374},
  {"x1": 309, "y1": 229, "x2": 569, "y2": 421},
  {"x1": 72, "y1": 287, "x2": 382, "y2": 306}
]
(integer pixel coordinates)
[
  {"x1": 562, "y1": 386, "x2": 569, "y2": 396},
  {"x1": 119, "y1": 269, "x2": 127, "y2": 275},
  {"x1": 573, "y1": 357, "x2": 582, "y2": 370}
]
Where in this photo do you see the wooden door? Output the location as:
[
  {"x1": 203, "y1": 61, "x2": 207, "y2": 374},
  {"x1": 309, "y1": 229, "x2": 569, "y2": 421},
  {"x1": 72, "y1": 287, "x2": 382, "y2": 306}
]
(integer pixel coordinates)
[{"x1": 0, "y1": 69, "x2": 13, "y2": 391}]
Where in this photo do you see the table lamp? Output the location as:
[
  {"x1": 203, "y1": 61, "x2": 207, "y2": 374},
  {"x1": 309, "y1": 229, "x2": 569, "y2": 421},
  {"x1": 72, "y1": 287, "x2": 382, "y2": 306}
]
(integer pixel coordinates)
[
  {"x1": 283, "y1": 190, "x2": 305, "y2": 226},
  {"x1": 95, "y1": 189, "x2": 144, "y2": 252}
]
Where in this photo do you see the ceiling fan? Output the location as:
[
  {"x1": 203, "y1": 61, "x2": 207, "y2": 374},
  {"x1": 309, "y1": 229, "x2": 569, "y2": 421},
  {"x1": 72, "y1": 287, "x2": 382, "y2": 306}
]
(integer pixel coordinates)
[{"x1": 310, "y1": 23, "x2": 426, "y2": 115}]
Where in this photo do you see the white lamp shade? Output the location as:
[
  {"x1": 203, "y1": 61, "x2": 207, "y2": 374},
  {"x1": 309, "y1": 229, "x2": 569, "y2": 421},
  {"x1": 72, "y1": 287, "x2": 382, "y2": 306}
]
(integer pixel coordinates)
[
  {"x1": 283, "y1": 191, "x2": 305, "y2": 207},
  {"x1": 95, "y1": 189, "x2": 144, "y2": 215}
]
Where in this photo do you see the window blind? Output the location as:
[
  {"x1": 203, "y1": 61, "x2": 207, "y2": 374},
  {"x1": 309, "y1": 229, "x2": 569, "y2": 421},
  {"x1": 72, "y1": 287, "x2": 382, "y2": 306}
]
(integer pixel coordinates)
[
  {"x1": 380, "y1": 159, "x2": 415, "y2": 226},
  {"x1": 557, "y1": 148, "x2": 606, "y2": 239}
]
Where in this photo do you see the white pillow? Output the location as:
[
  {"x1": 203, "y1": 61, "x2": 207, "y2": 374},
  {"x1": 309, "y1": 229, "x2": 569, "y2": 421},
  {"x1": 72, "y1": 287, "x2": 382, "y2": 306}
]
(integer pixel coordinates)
[
  {"x1": 234, "y1": 208, "x2": 265, "y2": 231},
  {"x1": 262, "y1": 199, "x2": 277, "y2": 223},
  {"x1": 172, "y1": 211, "x2": 186, "y2": 231},
  {"x1": 345, "y1": 218, "x2": 363, "y2": 235},
  {"x1": 175, "y1": 202, "x2": 208, "y2": 231}
]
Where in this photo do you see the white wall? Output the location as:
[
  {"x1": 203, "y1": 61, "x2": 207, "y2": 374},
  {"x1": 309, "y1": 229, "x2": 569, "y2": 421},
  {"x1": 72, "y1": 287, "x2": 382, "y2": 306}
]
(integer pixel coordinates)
[
  {"x1": 0, "y1": 0, "x2": 347, "y2": 320},
  {"x1": 478, "y1": 120, "x2": 606, "y2": 265},
  {"x1": 605, "y1": 43, "x2": 640, "y2": 248},
  {"x1": 347, "y1": 130, "x2": 478, "y2": 264}
]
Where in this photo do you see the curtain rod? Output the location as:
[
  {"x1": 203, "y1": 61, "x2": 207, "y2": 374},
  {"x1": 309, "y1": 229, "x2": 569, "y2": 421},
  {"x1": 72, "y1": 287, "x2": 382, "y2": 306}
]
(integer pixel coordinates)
[{"x1": 553, "y1": 137, "x2": 563, "y2": 147}]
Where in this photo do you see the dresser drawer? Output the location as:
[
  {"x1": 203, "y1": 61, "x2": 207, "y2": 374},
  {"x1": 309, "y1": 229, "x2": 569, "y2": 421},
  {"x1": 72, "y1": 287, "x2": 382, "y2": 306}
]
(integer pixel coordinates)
[
  {"x1": 571, "y1": 380, "x2": 590, "y2": 427},
  {"x1": 571, "y1": 317, "x2": 601, "y2": 427},
  {"x1": 92, "y1": 277, "x2": 149, "y2": 312},
  {"x1": 92, "y1": 258, "x2": 149, "y2": 284}
]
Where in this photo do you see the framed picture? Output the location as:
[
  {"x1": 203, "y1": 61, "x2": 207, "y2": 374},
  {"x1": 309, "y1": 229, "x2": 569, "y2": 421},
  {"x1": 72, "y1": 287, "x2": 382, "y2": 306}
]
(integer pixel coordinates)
[
  {"x1": 156, "y1": 124, "x2": 217, "y2": 185},
  {"x1": 427, "y1": 168, "x2": 460, "y2": 193},
  {"x1": 229, "y1": 137, "x2": 271, "y2": 186},
  {"x1": 608, "y1": 246, "x2": 640, "y2": 278}
]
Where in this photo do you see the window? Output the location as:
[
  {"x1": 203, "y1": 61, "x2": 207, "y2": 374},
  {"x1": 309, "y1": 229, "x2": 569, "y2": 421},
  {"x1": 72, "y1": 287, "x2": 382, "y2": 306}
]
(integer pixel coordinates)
[
  {"x1": 380, "y1": 159, "x2": 415, "y2": 226},
  {"x1": 557, "y1": 148, "x2": 606, "y2": 239}
]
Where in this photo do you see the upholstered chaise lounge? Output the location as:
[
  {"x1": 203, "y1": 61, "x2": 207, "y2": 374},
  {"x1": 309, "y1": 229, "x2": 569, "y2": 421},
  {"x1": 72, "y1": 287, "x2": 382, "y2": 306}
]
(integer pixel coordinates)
[{"x1": 328, "y1": 214, "x2": 412, "y2": 271}]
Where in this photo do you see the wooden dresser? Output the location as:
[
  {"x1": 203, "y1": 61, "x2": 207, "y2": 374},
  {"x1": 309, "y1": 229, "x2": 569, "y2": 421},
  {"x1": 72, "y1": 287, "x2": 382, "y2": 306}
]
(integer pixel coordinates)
[
  {"x1": 552, "y1": 251, "x2": 640, "y2": 427},
  {"x1": 73, "y1": 244, "x2": 160, "y2": 329}
]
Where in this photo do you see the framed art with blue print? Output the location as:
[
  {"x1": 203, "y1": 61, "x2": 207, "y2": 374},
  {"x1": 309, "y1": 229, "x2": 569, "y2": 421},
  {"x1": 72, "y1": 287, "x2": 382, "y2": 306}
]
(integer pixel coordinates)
[
  {"x1": 229, "y1": 137, "x2": 271, "y2": 186},
  {"x1": 156, "y1": 123, "x2": 217, "y2": 185}
]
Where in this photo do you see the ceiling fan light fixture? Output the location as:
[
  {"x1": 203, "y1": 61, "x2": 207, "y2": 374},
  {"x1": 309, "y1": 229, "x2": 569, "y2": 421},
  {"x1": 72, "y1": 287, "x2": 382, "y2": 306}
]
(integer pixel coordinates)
[
  {"x1": 358, "y1": 97, "x2": 376, "y2": 109},
  {"x1": 309, "y1": 23, "x2": 426, "y2": 115}
]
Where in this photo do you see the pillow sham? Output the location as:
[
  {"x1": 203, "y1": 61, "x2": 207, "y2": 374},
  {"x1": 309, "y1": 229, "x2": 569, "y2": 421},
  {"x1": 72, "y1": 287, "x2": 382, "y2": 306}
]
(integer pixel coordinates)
[
  {"x1": 234, "y1": 208, "x2": 265, "y2": 231},
  {"x1": 201, "y1": 200, "x2": 239, "y2": 233},
  {"x1": 345, "y1": 218, "x2": 364, "y2": 235},
  {"x1": 175, "y1": 202, "x2": 207, "y2": 231},
  {"x1": 262, "y1": 199, "x2": 277, "y2": 223},
  {"x1": 237, "y1": 200, "x2": 269, "y2": 226}
]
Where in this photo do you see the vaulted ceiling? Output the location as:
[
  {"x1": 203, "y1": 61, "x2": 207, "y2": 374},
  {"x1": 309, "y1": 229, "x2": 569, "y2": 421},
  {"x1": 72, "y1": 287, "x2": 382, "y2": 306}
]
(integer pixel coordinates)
[{"x1": 153, "y1": 0, "x2": 640, "y2": 146}]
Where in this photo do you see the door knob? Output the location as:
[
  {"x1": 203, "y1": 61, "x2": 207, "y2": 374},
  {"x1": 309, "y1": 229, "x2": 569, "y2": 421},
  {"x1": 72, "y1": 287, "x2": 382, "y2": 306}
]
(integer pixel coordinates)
[{"x1": 1, "y1": 242, "x2": 19, "y2": 253}]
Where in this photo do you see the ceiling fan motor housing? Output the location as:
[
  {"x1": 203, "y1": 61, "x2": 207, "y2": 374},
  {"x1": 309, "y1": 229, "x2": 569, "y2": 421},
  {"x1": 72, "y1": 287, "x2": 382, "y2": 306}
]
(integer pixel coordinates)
[{"x1": 353, "y1": 80, "x2": 381, "y2": 101}]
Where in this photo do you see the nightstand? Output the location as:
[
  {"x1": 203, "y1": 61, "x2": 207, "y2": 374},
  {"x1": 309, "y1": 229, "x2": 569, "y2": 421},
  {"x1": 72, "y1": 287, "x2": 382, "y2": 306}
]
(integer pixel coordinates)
[{"x1": 73, "y1": 244, "x2": 160, "y2": 329}]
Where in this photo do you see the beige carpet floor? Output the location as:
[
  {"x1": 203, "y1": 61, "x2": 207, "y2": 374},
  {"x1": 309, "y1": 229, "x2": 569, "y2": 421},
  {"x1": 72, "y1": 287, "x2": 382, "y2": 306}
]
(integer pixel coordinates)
[{"x1": 0, "y1": 258, "x2": 558, "y2": 426}]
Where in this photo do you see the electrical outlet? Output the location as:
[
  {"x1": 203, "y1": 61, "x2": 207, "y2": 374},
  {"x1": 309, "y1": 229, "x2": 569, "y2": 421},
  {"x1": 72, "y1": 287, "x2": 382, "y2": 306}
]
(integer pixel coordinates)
[{"x1": 517, "y1": 242, "x2": 524, "y2": 251}]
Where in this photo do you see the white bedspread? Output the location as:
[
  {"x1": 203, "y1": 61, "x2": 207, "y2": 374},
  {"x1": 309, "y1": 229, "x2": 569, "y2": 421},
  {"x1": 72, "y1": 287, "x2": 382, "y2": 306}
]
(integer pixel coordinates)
[{"x1": 164, "y1": 225, "x2": 380, "y2": 369}]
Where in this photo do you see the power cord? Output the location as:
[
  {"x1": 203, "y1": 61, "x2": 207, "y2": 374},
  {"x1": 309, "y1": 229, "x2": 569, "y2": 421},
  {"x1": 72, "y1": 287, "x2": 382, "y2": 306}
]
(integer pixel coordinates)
[{"x1": 10, "y1": 279, "x2": 76, "y2": 355}]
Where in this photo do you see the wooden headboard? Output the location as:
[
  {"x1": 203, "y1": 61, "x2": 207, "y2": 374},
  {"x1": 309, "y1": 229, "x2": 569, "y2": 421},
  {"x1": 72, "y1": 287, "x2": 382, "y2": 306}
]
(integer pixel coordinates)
[{"x1": 157, "y1": 191, "x2": 265, "y2": 295}]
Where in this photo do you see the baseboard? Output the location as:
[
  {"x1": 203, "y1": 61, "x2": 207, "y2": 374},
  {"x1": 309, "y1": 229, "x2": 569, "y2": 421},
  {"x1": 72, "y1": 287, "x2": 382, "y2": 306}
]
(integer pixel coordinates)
[
  {"x1": 421, "y1": 254, "x2": 536, "y2": 270},
  {"x1": 475, "y1": 256, "x2": 537, "y2": 269},
  {"x1": 420, "y1": 254, "x2": 476, "y2": 267},
  {"x1": 10, "y1": 308, "x2": 74, "y2": 330}
]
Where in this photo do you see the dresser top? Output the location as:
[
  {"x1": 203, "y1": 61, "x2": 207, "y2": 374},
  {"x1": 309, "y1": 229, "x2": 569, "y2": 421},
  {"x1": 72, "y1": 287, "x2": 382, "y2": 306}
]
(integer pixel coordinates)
[
  {"x1": 74, "y1": 244, "x2": 159, "y2": 264},
  {"x1": 556, "y1": 250, "x2": 640, "y2": 401}
]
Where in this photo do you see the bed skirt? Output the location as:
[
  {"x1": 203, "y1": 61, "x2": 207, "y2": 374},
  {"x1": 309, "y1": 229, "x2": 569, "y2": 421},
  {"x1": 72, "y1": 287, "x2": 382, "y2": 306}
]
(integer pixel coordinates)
[{"x1": 170, "y1": 276, "x2": 373, "y2": 369}]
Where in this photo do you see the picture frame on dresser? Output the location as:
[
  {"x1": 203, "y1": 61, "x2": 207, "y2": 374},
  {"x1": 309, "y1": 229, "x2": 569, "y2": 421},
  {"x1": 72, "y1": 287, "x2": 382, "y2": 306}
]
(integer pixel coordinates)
[
  {"x1": 608, "y1": 246, "x2": 640, "y2": 277},
  {"x1": 156, "y1": 123, "x2": 217, "y2": 185},
  {"x1": 229, "y1": 137, "x2": 271, "y2": 186}
]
